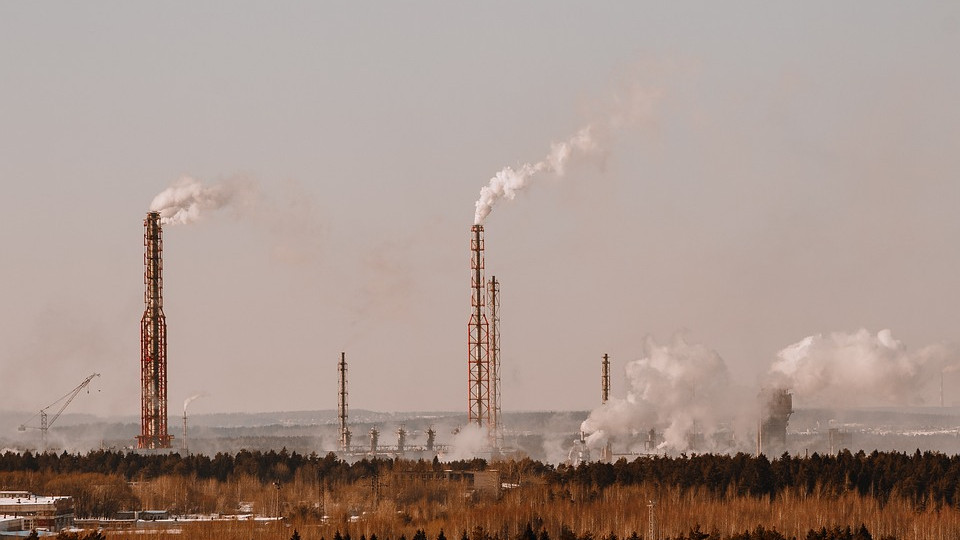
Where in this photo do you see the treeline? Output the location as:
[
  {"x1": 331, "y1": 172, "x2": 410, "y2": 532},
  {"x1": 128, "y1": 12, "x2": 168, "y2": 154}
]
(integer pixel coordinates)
[
  {"x1": 560, "y1": 450, "x2": 960, "y2": 508},
  {"x1": 1, "y1": 449, "x2": 959, "y2": 508},
  {"x1": 290, "y1": 523, "x2": 884, "y2": 540},
  {"x1": 0, "y1": 448, "x2": 488, "y2": 484}
]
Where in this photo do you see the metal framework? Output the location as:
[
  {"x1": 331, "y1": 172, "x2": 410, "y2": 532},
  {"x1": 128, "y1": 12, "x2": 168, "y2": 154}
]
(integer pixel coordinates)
[
  {"x1": 601, "y1": 353, "x2": 610, "y2": 403},
  {"x1": 338, "y1": 352, "x2": 351, "y2": 452},
  {"x1": 468, "y1": 225, "x2": 491, "y2": 429},
  {"x1": 138, "y1": 211, "x2": 172, "y2": 449},
  {"x1": 19, "y1": 372, "x2": 99, "y2": 452},
  {"x1": 487, "y1": 275, "x2": 502, "y2": 447}
]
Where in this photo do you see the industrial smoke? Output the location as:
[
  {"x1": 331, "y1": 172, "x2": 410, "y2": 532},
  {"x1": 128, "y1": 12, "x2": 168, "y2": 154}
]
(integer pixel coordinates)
[
  {"x1": 150, "y1": 176, "x2": 254, "y2": 225},
  {"x1": 472, "y1": 83, "x2": 661, "y2": 225},
  {"x1": 580, "y1": 335, "x2": 753, "y2": 454},
  {"x1": 769, "y1": 329, "x2": 954, "y2": 408},
  {"x1": 183, "y1": 393, "x2": 208, "y2": 414},
  {"x1": 474, "y1": 127, "x2": 598, "y2": 225},
  {"x1": 580, "y1": 329, "x2": 957, "y2": 454}
]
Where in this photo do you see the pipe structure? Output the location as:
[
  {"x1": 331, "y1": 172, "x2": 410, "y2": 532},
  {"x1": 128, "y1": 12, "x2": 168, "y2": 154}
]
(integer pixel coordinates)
[
  {"x1": 138, "y1": 212, "x2": 172, "y2": 449},
  {"x1": 487, "y1": 275, "x2": 501, "y2": 447},
  {"x1": 467, "y1": 225, "x2": 491, "y2": 429},
  {"x1": 338, "y1": 352, "x2": 350, "y2": 452}
]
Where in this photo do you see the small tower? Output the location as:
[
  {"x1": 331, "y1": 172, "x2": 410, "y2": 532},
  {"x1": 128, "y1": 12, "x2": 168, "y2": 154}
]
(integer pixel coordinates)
[{"x1": 338, "y1": 352, "x2": 350, "y2": 452}]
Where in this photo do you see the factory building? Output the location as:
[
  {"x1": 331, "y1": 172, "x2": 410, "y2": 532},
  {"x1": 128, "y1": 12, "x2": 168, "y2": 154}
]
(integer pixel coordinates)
[
  {"x1": 759, "y1": 388, "x2": 793, "y2": 456},
  {"x1": 0, "y1": 491, "x2": 74, "y2": 532}
]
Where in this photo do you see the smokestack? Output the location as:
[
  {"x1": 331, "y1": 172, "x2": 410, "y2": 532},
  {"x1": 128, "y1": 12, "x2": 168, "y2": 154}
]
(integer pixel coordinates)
[
  {"x1": 426, "y1": 427, "x2": 436, "y2": 452},
  {"x1": 601, "y1": 354, "x2": 610, "y2": 404},
  {"x1": 370, "y1": 427, "x2": 379, "y2": 454},
  {"x1": 138, "y1": 211, "x2": 173, "y2": 449},
  {"x1": 397, "y1": 425, "x2": 406, "y2": 454},
  {"x1": 338, "y1": 352, "x2": 350, "y2": 452},
  {"x1": 759, "y1": 388, "x2": 792, "y2": 456},
  {"x1": 600, "y1": 353, "x2": 612, "y2": 462},
  {"x1": 487, "y1": 275, "x2": 501, "y2": 447},
  {"x1": 467, "y1": 225, "x2": 491, "y2": 430}
]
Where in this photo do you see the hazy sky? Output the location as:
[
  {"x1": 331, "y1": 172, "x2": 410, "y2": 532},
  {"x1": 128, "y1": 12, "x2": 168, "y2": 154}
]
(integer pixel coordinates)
[{"x1": 1, "y1": 3, "x2": 959, "y2": 419}]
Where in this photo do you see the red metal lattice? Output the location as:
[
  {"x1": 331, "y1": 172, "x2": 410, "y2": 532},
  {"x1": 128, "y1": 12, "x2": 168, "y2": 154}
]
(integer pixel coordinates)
[{"x1": 138, "y1": 212, "x2": 172, "y2": 449}]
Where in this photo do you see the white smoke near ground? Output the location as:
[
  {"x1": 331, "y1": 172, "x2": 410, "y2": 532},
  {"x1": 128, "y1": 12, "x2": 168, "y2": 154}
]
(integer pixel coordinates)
[
  {"x1": 580, "y1": 335, "x2": 754, "y2": 454},
  {"x1": 473, "y1": 83, "x2": 662, "y2": 225},
  {"x1": 445, "y1": 424, "x2": 488, "y2": 461},
  {"x1": 769, "y1": 329, "x2": 955, "y2": 408},
  {"x1": 580, "y1": 329, "x2": 958, "y2": 456}
]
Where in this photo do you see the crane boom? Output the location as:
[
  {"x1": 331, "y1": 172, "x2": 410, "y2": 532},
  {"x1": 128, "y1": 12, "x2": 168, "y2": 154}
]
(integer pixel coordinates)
[{"x1": 18, "y1": 372, "x2": 100, "y2": 452}]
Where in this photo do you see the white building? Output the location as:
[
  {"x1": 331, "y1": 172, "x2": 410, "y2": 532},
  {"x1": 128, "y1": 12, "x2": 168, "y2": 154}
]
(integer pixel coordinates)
[{"x1": 0, "y1": 491, "x2": 74, "y2": 532}]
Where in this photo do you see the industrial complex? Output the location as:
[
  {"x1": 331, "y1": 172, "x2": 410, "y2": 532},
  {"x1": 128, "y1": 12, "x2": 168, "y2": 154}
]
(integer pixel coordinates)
[{"x1": 10, "y1": 211, "x2": 942, "y2": 463}]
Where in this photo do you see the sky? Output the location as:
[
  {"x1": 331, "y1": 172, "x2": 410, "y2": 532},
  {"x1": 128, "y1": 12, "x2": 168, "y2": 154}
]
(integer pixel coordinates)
[{"x1": 1, "y1": 3, "x2": 959, "y2": 420}]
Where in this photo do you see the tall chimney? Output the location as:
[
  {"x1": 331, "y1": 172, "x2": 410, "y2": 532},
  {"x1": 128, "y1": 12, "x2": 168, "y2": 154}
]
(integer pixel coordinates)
[
  {"x1": 601, "y1": 353, "x2": 610, "y2": 404},
  {"x1": 338, "y1": 352, "x2": 350, "y2": 452},
  {"x1": 487, "y1": 275, "x2": 501, "y2": 446},
  {"x1": 138, "y1": 211, "x2": 172, "y2": 449},
  {"x1": 467, "y1": 225, "x2": 491, "y2": 429}
]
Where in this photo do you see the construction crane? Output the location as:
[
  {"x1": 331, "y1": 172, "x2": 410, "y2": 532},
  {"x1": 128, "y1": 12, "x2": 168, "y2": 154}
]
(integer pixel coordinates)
[{"x1": 18, "y1": 373, "x2": 100, "y2": 452}]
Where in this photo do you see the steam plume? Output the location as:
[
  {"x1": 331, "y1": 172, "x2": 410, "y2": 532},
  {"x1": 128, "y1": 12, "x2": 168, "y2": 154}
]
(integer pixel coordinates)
[
  {"x1": 150, "y1": 176, "x2": 254, "y2": 225},
  {"x1": 473, "y1": 82, "x2": 661, "y2": 225},
  {"x1": 183, "y1": 392, "x2": 209, "y2": 413},
  {"x1": 474, "y1": 127, "x2": 598, "y2": 224},
  {"x1": 446, "y1": 424, "x2": 488, "y2": 460},
  {"x1": 580, "y1": 335, "x2": 752, "y2": 454},
  {"x1": 769, "y1": 329, "x2": 954, "y2": 408},
  {"x1": 581, "y1": 329, "x2": 958, "y2": 456}
]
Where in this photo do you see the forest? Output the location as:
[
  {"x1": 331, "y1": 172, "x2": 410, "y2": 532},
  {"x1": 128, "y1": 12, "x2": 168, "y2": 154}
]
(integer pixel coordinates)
[{"x1": 4, "y1": 449, "x2": 960, "y2": 540}]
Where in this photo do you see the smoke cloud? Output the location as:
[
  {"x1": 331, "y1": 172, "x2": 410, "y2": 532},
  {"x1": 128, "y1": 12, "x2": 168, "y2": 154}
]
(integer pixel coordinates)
[
  {"x1": 473, "y1": 83, "x2": 661, "y2": 225},
  {"x1": 580, "y1": 335, "x2": 753, "y2": 454},
  {"x1": 445, "y1": 424, "x2": 489, "y2": 461},
  {"x1": 580, "y1": 329, "x2": 958, "y2": 455},
  {"x1": 474, "y1": 127, "x2": 599, "y2": 225},
  {"x1": 149, "y1": 176, "x2": 256, "y2": 225},
  {"x1": 184, "y1": 392, "x2": 209, "y2": 414},
  {"x1": 769, "y1": 329, "x2": 954, "y2": 408}
]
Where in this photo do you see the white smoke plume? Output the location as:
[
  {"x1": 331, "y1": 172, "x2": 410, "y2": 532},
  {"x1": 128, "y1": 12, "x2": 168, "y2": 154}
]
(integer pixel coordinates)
[
  {"x1": 473, "y1": 83, "x2": 661, "y2": 225},
  {"x1": 150, "y1": 176, "x2": 256, "y2": 225},
  {"x1": 580, "y1": 335, "x2": 754, "y2": 454},
  {"x1": 580, "y1": 329, "x2": 958, "y2": 457},
  {"x1": 769, "y1": 329, "x2": 955, "y2": 408},
  {"x1": 445, "y1": 424, "x2": 489, "y2": 461},
  {"x1": 474, "y1": 127, "x2": 599, "y2": 224},
  {"x1": 183, "y1": 392, "x2": 209, "y2": 414}
]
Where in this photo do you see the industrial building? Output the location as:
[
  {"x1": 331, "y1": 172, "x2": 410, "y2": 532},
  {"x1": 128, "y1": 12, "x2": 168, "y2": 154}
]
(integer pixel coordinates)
[
  {"x1": 759, "y1": 388, "x2": 793, "y2": 456},
  {"x1": 0, "y1": 491, "x2": 74, "y2": 532}
]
